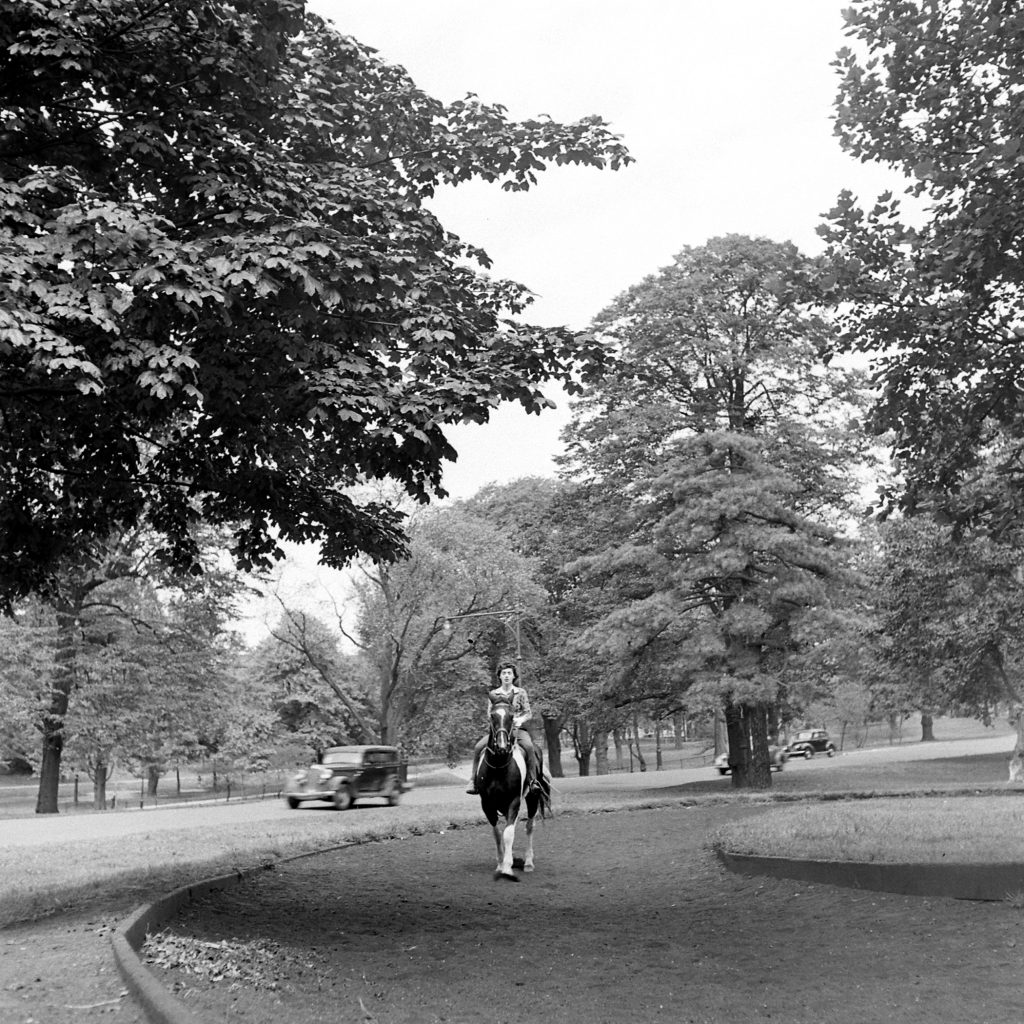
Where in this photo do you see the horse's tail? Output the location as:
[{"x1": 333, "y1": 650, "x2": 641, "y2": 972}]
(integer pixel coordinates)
[{"x1": 535, "y1": 772, "x2": 552, "y2": 819}]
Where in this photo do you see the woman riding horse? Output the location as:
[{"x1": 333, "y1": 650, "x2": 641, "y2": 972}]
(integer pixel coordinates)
[
  {"x1": 465, "y1": 662, "x2": 541, "y2": 795},
  {"x1": 476, "y1": 695, "x2": 550, "y2": 878}
]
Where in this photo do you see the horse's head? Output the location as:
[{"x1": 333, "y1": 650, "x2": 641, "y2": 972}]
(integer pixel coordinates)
[{"x1": 488, "y1": 699, "x2": 515, "y2": 755}]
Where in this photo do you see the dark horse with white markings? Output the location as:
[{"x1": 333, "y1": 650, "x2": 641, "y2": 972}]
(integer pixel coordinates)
[{"x1": 477, "y1": 698, "x2": 551, "y2": 880}]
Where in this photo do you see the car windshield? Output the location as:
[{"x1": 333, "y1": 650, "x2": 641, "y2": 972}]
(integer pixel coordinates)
[{"x1": 321, "y1": 752, "x2": 362, "y2": 767}]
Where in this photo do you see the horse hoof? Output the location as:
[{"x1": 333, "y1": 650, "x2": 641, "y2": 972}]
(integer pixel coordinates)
[
  {"x1": 494, "y1": 870, "x2": 520, "y2": 882},
  {"x1": 523, "y1": 864, "x2": 534, "y2": 873},
  {"x1": 512, "y1": 856, "x2": 525, "y2": 870}
]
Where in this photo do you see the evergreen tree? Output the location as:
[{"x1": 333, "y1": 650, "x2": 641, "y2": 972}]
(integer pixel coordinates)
[{"x1": 563, "y1": 235, "x2": 870, "y2": 788}]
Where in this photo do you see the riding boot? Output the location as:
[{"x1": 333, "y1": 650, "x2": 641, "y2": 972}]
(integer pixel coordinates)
[
  {"x1": 527, "y1": 753, "x2": 542, "y2": 794},
  {"x1": 465, "y1": 756, "x2": 480, "y2": 795}
]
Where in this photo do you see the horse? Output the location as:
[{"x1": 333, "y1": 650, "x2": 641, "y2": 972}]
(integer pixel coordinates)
[{"x1": 476, "y1": 698, "x2": 551, "y2": 880}]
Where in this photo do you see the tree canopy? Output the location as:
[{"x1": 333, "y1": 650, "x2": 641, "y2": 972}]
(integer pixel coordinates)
[
  {"x1": 822, "y1": 0, "x2": 1024, "y2": 530},
  {"x1": 0, "y1": 0, "x2": 631, "y2": 607},
  {"x1": 872, "y1": 511, "x2": 1024, "y2": 720}
]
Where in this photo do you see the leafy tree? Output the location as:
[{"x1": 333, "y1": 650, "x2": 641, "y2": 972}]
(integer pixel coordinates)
[
  {"x1": 871, "y1": 513, "x2": 1024, "y2": 744},
  {"x1": 8, "y1": 528, "x2": 252, "y2": 812},
  {"x1": 0, "y1": 0, "x2": 631, "y2": 607},
  {"x1": 259, "y1": 607, "x2": 378, "y2": 751},
  {"x1": 345, "y1": 507, "x2": 544, "y2": 750},
  {"x1": 0, "y1": 600, "x2": 55, "y2": 771},
  {"x1": 253, "y1": 606, "x2": 378, "y2": 761},
  {"x1": 779, "y1": 540, "x2": 884, "y2": 734},
  {"x1": 822, "y1": 0, "x2": 1024, "y2": 530},
  {"x1": 563, "y1": 235, "x2": 871, "y2": 788},
  {"x1": 463, "y1": 477, "x2": 620, "y2": 776}
]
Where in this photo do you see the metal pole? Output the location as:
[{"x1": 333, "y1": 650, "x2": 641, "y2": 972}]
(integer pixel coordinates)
[{"x1": 443, "y1": 606, "x2": 525, "y2": 673}]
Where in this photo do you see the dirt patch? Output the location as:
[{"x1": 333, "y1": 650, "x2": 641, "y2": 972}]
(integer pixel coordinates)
[
  {"x1": 151, "y1": 804, "x2": 1024, "y2": 1024},
  {"x1": 1, "y1": 903, "x2": 148, "y2": 1024}
]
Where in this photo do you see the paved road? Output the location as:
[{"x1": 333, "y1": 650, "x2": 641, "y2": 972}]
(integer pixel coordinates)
[{"x1": 0, "y1": 730, "x2": 1013, "y2": 851}]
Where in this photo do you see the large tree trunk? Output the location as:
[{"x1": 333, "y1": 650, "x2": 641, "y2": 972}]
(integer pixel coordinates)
[
  {"x1": 724, "y1": 702, "x2": 749, "y2": 784},
  {"x1": 630, "y1": 714, "x2": 646, "y2": 772},
  {"x1": 35, "y1": 606, "x2": 78, "y2": 814},
  {"x1": 713, "y1": 708, "x2": 728, "y2": 758},
  {"x1": 747, "y1": 706, "x2": 772, "y2": 786},
  {"x1": 654, "y1": 720, "x2": 663, "y2": 770},
  {"x1": 672, "y1": 712, "x2": 684, "y2": 749},
  {"x1": 147, "y1": 764, "x2": 160, "y2": 796},
  {"x1": 1009, "y1": 709, "x2": 1024, "y2": 783},
  {"x1": 594, "y1": 731, "x2": 610, "y2": 775},
  {"x1": 573, "y1": 719, "x2": 593, "y2": 776},
  {"x1": 542, "y1": 715, "x2": 564, "y2": 778},
  {"x1": 920, "y1": 711, "x2": 935, "y2": 741},
  {"x1": 93, "y1": 762, "x2": 108, "y2": 810},
  {"x1": 887, "y1": 711, "x2": 901, "y2": 745},
  {"x1": 613, "y1": 728, "x2": 625, "y2": 770},
  {"x1": 725, "y1": 701, "x2": 773, "y2": 790}
]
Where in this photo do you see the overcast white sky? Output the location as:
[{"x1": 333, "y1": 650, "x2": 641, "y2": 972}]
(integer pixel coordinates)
[
  {"x1": 311, "y1": 0, "x2": 904, "y2": 498},
  {"x1": 243, "y1": 1, "x2": 905, "y2": 640}
]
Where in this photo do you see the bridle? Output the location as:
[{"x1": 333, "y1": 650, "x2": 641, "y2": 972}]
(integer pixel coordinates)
[{"x1": 484, "y1": 701, "x2": 515, "y2": 767}]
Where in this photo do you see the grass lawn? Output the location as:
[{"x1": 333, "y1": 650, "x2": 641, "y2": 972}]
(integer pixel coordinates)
[
  {"x1": 712, "y1": 792, "x2": 1024, "y2": 864},
  {"x1": 676, "y1": 748, "x2": 1015, "y2": 797},
  {"x1": 707, "y1": 747, "x2": 1024, "y2": 863}
]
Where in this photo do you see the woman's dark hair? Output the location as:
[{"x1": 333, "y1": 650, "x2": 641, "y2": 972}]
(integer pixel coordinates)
[{"x1": 496, "y1": 661, "x2": 519, "y2": 681}]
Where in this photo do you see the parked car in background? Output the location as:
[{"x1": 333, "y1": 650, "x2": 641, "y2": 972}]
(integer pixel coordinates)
[
  {"x1": 284, "y1": 745, "x2": 411, "y2": 810},
  {"x1": 713, "y1": 744, "x2": 788, "y2": 775},
  {"x1": 785, "y1": 729, "x2": 837, "y2": 759}
]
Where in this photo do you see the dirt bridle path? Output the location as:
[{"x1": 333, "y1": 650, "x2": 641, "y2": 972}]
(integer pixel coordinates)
[{"x1": 155, "y1": 800, "x2": 1024, "y2": 1024}]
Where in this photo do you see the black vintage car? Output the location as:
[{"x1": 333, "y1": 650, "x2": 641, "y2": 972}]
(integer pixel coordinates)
[
  {"x1": 713, "y1": 745, "x2": 788, "y2": 775},
  {"x1": 785, "y1": 729, "x2": 837, "y2": 759},
  {"x1": 284, "y1": 745, "x2": 411, "y2": 810}
]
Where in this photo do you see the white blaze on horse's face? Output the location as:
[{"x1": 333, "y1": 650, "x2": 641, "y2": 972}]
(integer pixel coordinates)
[{"x1": 489, "y1": 702, "x2": 514, "y2": 754}]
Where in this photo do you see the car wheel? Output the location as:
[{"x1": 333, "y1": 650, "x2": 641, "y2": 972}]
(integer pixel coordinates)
[
  {"x1": 286, "y1": 797, "x2": 301, "y2": 810},
  {"x1": 827, "y1": 746, "x2": 836, "y2": 757},
  {"x1": 333, "y1": 786, "x2": 354, "y2": 810},
  {"x1": 804, "y1": 749, "x2": 813, "y2": 759},
  {"x1": 384, "y1": 780, "x2": 401, "y2": 806},
  {"x1": 717, "y1": 768, "x2": 729, "y2": 775}
]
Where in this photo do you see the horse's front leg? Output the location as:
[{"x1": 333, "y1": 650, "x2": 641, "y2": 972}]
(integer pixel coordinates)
[
  {"x1": 495, "y1": 815, "x2": 518, "y2": 879},
  {"x1": 493, "y1": 797, "x2": 520, "y2": 880},
  {"x1": 491, "y1": 818, "x2": 506, "y2": 867},
  {"x1": 522, "y1": 812, "x2": 536, "y2": 873}
]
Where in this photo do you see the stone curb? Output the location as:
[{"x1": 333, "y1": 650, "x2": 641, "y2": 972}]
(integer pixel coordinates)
[
  {"x1": 716, "y1": 849, "x2": 1024, "y2": 901},
  {"x1": 110, "y1": 870, "x2": 251, "y2": 1024},
  {"x1": 110, "y1": 845, "x2": 356, "y2": 1024}
]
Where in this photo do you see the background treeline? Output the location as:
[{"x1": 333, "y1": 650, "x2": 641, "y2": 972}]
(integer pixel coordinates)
[{"x1": 7, "y1": 236, "x2": 1024, "y2": 804}]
